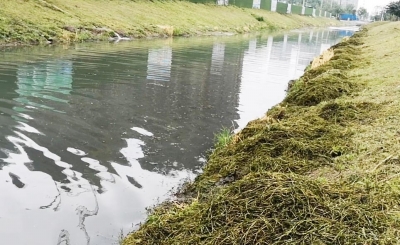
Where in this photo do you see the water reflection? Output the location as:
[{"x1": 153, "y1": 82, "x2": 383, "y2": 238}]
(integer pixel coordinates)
[
  {"x1": 236, "y1": 30, "x2": 340, "y2": 128},
  {"x1": 0, "y1": 28, "x2": 347, "y2": 245},
  {"x1": 15, "y1": 61, "x2": 73, "y2": 109},
  {"x1": 147, "y1": 47, "x2": 172, "y2": 82},
  {"x1": 211, "y1": 43, "x2": 225, "y2": 75}
]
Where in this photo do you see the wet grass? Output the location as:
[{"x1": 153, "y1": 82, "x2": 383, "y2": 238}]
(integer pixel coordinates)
[
  {"x1": 123, "y1": 23, "x2": 400, "y2": 244},
  {"x1": 0, "y1": 0, "x2": 340, "y2": 45}
]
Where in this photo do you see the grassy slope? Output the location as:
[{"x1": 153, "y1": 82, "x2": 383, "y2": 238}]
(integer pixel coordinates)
[
  {"x1": 0, "y1": 0, "x2": 339, "y2": 45},
  {"x1": 123, "y1": 22, "x2": 400, "y2": 244}
]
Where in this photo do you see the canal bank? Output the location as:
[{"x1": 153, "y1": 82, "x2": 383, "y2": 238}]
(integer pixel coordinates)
[
  {"x1": 0, "y1": 29, "x2": 346, "y2": 245},
  {"x1": 0, "y1": 0, "x2": 341, "y2": 46},
  {"x1": 123, "y1": 22, "x2": 400, "y2": 244}
]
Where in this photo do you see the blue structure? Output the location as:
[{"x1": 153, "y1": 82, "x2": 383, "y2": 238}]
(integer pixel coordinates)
[{"x1": 339, "y1": 14, "x2": 358, "y2": 21}]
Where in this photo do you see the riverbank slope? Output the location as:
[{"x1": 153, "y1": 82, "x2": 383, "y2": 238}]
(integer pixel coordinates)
[
  {"x1": 0, "y1": 0, "x2": 340, "y2": 45},
  {"x1": 123, "y1": 22, "x2": 400, "y2": 244}
]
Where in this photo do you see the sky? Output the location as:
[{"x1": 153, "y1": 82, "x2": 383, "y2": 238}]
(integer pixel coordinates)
[{"x1": 358, "y1": 0, "x2": 392, "y2": 13}]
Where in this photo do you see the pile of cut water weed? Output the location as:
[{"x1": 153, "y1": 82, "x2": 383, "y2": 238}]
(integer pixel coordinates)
[
  {"x1": 193, "y1": 115, "x2": 351, "y2": 185},
  {"x1": 319, "y1": 101, "x2": 380, "y2": 125},
  {"x1": 122, "y1": 27, "x2": 400, "y2": 245},
  {"x1": 124, "y1": 173, "x2": 400, "y2": 245},
  {"x1": 284, "y1": 70, "x2": 356, "y2": 106},
  {"x1": 284, "y1": 29, "x2": 367, "y2": 107}
]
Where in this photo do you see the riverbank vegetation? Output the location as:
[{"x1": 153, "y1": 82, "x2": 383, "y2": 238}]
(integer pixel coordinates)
[
  {"x1": 122, "y1": 22, "x2": 400, "y2": 244},
  {"x1": 0, "y1": 0, "x2": 340, "y2": 45}
]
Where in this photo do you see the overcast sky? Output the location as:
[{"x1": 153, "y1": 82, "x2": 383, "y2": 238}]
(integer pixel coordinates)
[{"x1": 358, "y1": 0, "x2": 392, "y2": 13}]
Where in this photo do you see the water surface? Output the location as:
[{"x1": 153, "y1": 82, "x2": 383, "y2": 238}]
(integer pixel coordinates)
[{"x1": 0, "y1": 28, "x2": 352, "y2": 245}]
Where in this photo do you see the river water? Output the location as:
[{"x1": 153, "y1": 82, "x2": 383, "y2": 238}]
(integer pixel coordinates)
[{"x1": 0, "y1": 28, "x2": 352, "y2": 245}]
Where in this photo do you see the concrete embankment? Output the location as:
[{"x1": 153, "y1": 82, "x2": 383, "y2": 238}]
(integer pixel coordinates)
[
  {"x1": 0, "y1": 0, "x2": 340, "y2": 45},
  {"x1": 123, "y1": 22, "x2": 400, "y2": 244}
]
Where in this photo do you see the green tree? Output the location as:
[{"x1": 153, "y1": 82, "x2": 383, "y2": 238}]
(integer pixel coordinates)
[
  {"x1": 330, "y1": 2, "x2": 343, "y2": 16},
  {"x1": 343, "y1": 4, "x2": 356, "y2": 14},
  {"x1": 287, "y1": 0, "x2": 321, "y2": 8},
  {"x1": 305, "y1": 0, "x2": 321, "y2": 8},
  {"x1": 357, "y1": 7, "x2": 368, "y2": 18},
  {"x1": 386, "y1": 1, "x2": 400, "y2": 18}
]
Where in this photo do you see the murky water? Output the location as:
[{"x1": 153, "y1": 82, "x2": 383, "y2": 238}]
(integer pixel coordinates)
[{"x1": 0, "y1": 28, "x2": 353, "y2": 245}]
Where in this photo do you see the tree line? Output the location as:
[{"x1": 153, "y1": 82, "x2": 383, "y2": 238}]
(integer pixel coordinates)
[
  {"x1": 278, "y1": 0, "x2": 400, "y2": 20},
  {"x1": 385, "y1": 1, "x2": 400, "y2": 19},
  {"x1": 367, "y1": 1, "x2": 400, "y2": 21},
  {"x1": 283, "y1": 0, "x2": 368, "y2": 17}
]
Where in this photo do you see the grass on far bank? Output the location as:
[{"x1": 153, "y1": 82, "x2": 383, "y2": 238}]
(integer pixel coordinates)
[
  {"x1": 122, "y1": 22, "x2": 400, "y2": 244},
  {"x1": 0, "y1": 0, "x2": 340, "y2": 45}
]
